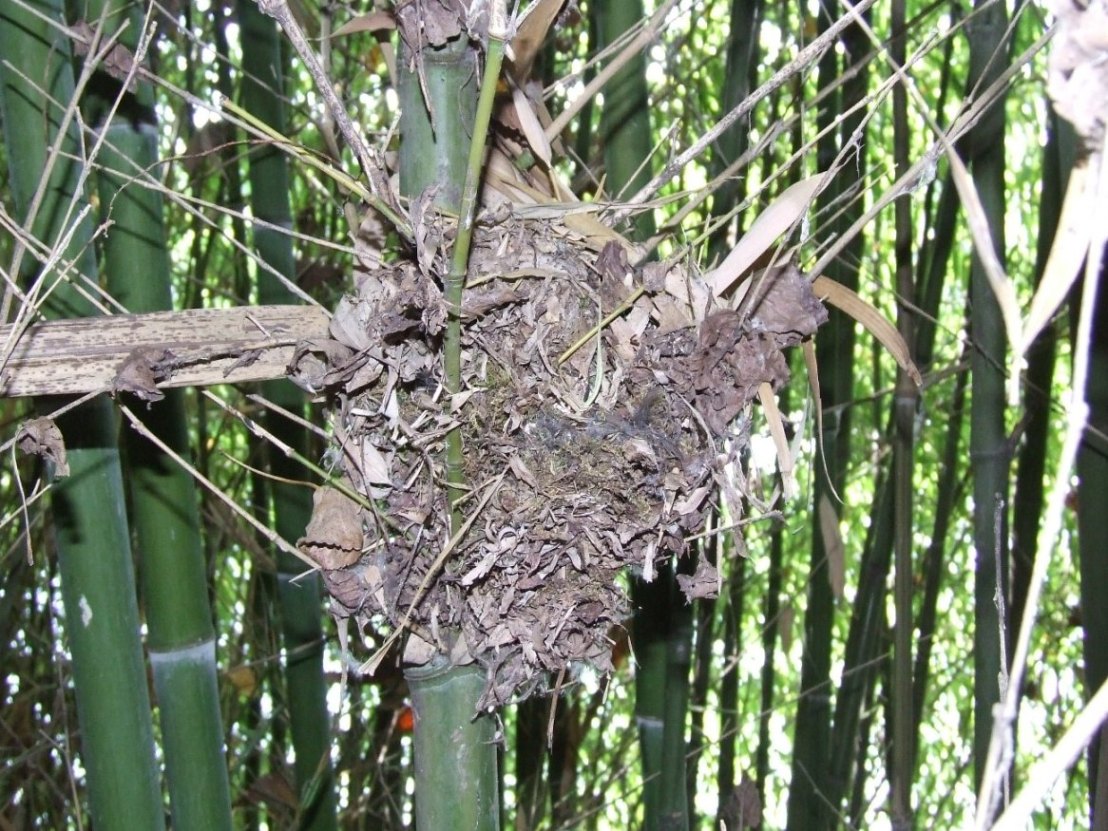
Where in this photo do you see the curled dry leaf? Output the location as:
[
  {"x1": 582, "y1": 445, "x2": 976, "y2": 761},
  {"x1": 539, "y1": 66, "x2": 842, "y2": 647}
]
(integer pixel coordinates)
[
  {"x1": 16, "y1": 417, "x2": 69, "y2": 477},
  {"x1": 112, "y1": 347, "x2": 175, "y2": 401},
  {"x1": 395, "y1": 0, "x2": 468, "y2": 50},
  {"x1": 675, "y1": 555, "x2": 720, "y2": 601},
  {"x1": 298, "y1": 486, "x2": 363, "y2": 570},
  {"x1": 507, "y1": 0, "x2": 568, "y2": 82},
  {"x1": 722, "y1": 775, "x2": 763, "y2": 830}
]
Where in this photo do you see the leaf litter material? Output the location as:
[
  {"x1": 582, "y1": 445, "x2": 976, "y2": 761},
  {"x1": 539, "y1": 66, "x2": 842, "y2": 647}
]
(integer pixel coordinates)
[{"x1": 291, "y1": 186, "x2": 826, "y2": 707}]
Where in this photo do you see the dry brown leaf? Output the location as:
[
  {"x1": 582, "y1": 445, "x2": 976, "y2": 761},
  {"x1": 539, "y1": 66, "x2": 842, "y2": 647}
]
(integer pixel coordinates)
[
  {"x1": 676, "y1": 555, "x2": 720, "y2": 601},
  {"x1": 812, "y1": 275, "x2": 921, "y2": 386},
  {"x1": 298, "y1": 486, "x2": 363, "y2": 570},
  {"x1": 16, "y1": 417, "x2": 68, "y2": 477}
]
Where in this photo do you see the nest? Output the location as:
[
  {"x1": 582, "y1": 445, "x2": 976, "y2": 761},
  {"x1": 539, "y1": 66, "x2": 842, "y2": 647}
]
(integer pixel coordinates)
[{"x1": 290, "y1": 205, "x2": 826, "y2": 708}]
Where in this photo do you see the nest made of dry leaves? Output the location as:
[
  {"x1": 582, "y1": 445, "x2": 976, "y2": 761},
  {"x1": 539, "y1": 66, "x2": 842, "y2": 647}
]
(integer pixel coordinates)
[{"x1": 290, "y1": 203, "x2": 825, "y2": 708}]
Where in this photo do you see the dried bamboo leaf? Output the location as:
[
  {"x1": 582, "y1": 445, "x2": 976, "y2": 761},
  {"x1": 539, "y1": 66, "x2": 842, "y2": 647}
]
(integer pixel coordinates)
[
  {"x1": 1021, "y1": 160, "x2": 1093, "y2": 354},
  {"x1": 706, "y1": 174, "x2": 824, "y2": 298},
  {"x1": 819, "y1": 493, "x2": 845, "y2": 600},
  {"x1": 758, "y1": 382, "x2": 796, "y2": 500},
  {"x1": 508, "y1": 0, "x2": 565, "y2": 81},
  {"x1": 509, "y1": 79, "x2": 553, "y2": 166},
  {"x1": 943, "y1": 144, "x2": 1023, "y2": 397},
  {"x1": 811, "y1": 275, "x2": 921, "y2": 386}
]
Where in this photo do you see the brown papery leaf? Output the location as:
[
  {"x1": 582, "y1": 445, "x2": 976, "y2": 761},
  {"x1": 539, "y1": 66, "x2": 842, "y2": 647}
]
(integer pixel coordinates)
[
  {"x1": 16, "y1": 417, "x2": 68, "y2": 477},
  {"x1": 298, "y1": 486, "x2": 363, "y2": 570}
]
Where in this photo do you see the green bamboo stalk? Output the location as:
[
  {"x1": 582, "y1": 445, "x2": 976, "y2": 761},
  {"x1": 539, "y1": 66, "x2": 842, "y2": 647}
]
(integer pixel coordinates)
[
  {"x1": 890, "y1": 2, "x2": 916, "y2": 825},
  {"x1": 787, "y1": 7, "x2": 869, "y2": 829},
  {"x1": 1071, "y1": 153, "x2": 1108, "y2": 829},
  {"x1": 514, "y1": 695, "x2": 548, "y2": 830},
  {"x1": 392, "y1": 5, "x2": 505, "y2": 827},
  {"x1": 444, "y1": 28, "x2": 507, "y2": 528},
  {"x1": 98, "y1": 119, "x2": 236, "y2": 831},
  {"x1": 707, "y1": 0, "x2": 764, "y2": 263},
  {"x1": 236, "y1": 2, "x2": 338, "y2": 827},
  {"x1": 590, "y1": 1, "x2": 689, "y2": 827},
  {"x1": 77, "y1": 3, "x2": 235, "y2": 826},
  {"x1": 0, "y1": 1, "x2": 165, "y2": 828},
  {"x1": 964, "y1": 0, "x2": 1011, "y2": 797},
  {"x1": 407, "y1": 660, "x2": 501, "y2": 829}
]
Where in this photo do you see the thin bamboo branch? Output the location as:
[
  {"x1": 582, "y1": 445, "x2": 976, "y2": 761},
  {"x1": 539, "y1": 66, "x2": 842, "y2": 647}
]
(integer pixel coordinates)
[
  {"x1": 253, "y1": 0, "x2": 392, "y2": 204},
  {"x1": 612, "y1": 0, "x2": 878, "y2": 225},
  {"x1": 443, "y1": 20, "x2": 507, "y2": 530},
  {"x1": 977, "y1": 138, "x2": 1108, "y2": 829},
  {"x1": 118, "y1": 401, "x2": 318, "y2": 569},
  {"x1": 544, "y1": 0, "x2": 681, "y2": 143}
]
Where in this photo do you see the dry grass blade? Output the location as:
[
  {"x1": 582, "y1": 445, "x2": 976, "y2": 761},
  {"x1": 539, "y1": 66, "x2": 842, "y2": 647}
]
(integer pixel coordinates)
[{"x1": 802, "y1": 339, "x2": 842, "y2": 506}]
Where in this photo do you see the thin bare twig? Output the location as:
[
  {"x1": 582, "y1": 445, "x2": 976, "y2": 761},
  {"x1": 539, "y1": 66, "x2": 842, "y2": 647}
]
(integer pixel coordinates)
[
  {"x1": 611, "y1": 0, "x2": 880, "y2": 225},
  {"x1": 253, "y1": 0, "x2": 393, "y2": 206},
  {"x1": 118, "y1": 401, "x2": 318, "y2": 570},
  {"x1": 543, "y1": 0, "x2": 682, "y2": 142}
]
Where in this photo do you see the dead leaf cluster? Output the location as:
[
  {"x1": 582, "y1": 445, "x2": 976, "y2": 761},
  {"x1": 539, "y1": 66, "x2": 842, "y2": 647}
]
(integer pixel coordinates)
[{"x1": 291, "y1": 196, "x2": 824, "y2": 705}]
